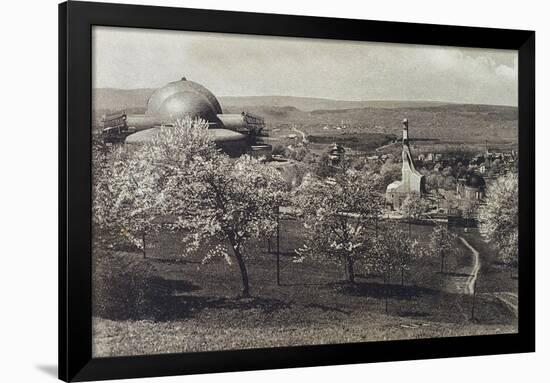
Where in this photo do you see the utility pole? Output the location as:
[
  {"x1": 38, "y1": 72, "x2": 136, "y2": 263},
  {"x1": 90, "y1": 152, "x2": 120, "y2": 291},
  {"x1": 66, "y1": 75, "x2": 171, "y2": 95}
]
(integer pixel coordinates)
[
  {"x1": 276, "y1": 205, "x2": 281, "y2": 286},
  {"x1": 142, "y1": 232, "x2": 146, "y2": 259},
  {"x1": 470, "y1": 279, "x2": 477, "y2": 321}
]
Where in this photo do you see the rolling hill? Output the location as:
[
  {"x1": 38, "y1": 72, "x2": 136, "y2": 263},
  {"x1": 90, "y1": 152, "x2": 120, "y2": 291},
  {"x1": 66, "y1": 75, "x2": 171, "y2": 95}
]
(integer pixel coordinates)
[
  {"x1": 92, "y1": 88, "x2": 518, "y2": 143},
  {"x1": 92, "y1": 88, "x2": 451, "y2": 114}
]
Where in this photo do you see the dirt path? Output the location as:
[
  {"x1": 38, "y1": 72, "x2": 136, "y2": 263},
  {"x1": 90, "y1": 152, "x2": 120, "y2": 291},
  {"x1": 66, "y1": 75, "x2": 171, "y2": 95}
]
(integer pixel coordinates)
[
  {"x1": 458, "y1": 237, "x2": 518, "y2": 318},
  {"x1": 493, "y1": 292, "x2": 518, "y2": 317},
  {"x1": 292, "y1": 126, "x2": 308, "y2": 143},
  {"x1": 458, "y1": 237, "x2": 481, "y2": 295}
]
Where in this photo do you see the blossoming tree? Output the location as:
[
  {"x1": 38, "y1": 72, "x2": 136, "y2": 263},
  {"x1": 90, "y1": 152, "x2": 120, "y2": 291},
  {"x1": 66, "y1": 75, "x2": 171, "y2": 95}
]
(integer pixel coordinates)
[
  {"x1": 427, "y1": 223, "x2": 457, "y2": 273},
  {"x1": 478, "y1": 173, "x2": 518, "y2": 273},
  {"x1": 294, "y1": 170, "x2": 383, "y2": 284},
  {"x1": 92, "y1": 141, "x2": 160, "y2": 257},
  {"x1": 145, "y1": 118, "x2": 288, "y2": 297}
]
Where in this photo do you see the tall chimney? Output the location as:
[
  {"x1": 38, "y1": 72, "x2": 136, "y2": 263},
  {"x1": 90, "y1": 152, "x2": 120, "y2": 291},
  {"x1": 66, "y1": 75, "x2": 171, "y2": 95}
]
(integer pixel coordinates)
[{"x1": 402, "y1": 118, "x2": 409, "y2": 144}]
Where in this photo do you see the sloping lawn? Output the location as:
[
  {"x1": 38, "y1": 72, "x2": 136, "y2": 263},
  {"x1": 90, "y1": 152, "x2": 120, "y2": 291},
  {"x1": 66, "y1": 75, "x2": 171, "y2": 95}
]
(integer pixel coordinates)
[{"x1": 92, "y1": 222, "x2": 517, "y2": 357}]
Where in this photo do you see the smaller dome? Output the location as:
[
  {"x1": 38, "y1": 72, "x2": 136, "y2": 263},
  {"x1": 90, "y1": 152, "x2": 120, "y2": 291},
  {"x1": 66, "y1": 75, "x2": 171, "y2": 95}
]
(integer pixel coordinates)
[{"x1": 465, "y1": 173, "x2": 486, "y2": 188}]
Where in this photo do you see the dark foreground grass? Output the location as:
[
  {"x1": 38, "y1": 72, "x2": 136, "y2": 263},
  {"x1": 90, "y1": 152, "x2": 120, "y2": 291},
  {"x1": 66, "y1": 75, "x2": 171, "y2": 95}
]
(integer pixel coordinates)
[{"x1": 92, "y1": 222, "x2": 517, "y2": 357}]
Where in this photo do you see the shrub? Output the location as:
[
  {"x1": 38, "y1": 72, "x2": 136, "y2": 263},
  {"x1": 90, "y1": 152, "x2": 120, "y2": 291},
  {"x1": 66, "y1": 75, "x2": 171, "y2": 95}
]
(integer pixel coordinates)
[
  {"x1": 93, "y1": 253, "x2": 171, "y2": 320},
  {"x1": 272, "y1": 144, "x2": 286, "y2": 156}
]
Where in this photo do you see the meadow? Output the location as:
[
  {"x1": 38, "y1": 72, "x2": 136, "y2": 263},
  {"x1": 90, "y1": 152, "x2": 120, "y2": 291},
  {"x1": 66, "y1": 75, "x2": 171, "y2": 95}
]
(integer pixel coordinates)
[{"x1": 92, "y1": 221, "x2": 517, "y2": 357}]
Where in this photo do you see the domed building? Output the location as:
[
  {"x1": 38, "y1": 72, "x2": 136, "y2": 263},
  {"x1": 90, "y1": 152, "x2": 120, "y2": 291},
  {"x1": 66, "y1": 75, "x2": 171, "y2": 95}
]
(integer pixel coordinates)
[
  {"x1": 101, "y1": 77, "x2": 270, "y2": 158},
  {"x1": 456, "y1": 171, "x2": 486, "y2": 201},
  {"x1": 146, "y1": 77, "x2": 223, "y2": 116}
]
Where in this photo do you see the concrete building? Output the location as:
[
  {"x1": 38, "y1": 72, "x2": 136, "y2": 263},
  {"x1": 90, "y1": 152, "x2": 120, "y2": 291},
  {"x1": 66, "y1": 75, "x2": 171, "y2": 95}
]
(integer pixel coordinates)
[
  {"x1": 385, "y1": 119, "x2": 426, "y2": 209},
  {"x1": 101, "y1": 77, "x2": 269, "y2": 157}
]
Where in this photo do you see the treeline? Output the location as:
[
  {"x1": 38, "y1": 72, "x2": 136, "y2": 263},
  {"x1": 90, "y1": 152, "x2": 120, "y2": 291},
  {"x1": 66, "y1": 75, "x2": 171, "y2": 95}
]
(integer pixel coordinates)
[{"x1": 93, "y1": 118, "x2": 517, "y2": 300}]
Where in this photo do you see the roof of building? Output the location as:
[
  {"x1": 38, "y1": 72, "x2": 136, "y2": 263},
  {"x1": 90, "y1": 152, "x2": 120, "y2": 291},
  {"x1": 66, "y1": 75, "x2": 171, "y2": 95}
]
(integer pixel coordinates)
[
  {"x1": 155, "y1": 91, "x2": 221, "y2": 124},
  {"x1": 465, "y1": 173, "x2": 486, "y2": 188},
  {"x1": 146, "y1": 77, "x2": 223, "y2": 117},
  {"x1": 458, "y1": 170, "x2": 486, "y2": 188},
  {"x1": 125, "y1": 126, "x2": 246, "y2": 145}
]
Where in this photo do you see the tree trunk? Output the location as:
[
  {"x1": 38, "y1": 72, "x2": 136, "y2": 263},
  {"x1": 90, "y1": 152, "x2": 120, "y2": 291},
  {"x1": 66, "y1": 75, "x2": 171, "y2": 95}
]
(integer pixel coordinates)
[
  {"x1": 234, "y1": 249, "x2": 251, "y2": 298},
  {"x1": 384, "y1": 274, "x2": 389, "y2": 314},
  {"x1": 267, "y1": 238, "x2": 271, "y2": 253},
  {"x1": 401, "y1": 267, "x2": 404, "y2": 286},
  {"x1": 440, "y1": 252, "x2": 445, "y2": 273},
  {"x1": 408, "y1": 219, "x2": 412, "y2": 238},
  {"x1": 227, "y1": 230, "x2": 251, "y2": 297},
  {"x1": 344, "y1": 255, "x2": 355, "y2": 283}
]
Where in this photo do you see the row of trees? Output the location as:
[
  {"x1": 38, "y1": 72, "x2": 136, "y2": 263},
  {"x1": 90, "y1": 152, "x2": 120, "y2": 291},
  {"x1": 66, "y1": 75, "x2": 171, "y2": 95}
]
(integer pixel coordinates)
[
  {"x1": 293, "y1": 171, "x2": 448, "y2": 289},
  {"x1": 92, "y1": 118, "x2": 470, "y2": 298}
]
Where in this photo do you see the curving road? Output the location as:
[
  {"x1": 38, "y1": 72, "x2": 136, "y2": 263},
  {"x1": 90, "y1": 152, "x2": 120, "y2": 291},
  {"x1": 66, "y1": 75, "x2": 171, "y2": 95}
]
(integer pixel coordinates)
[
  {"x1": 459, "y1": 237, "x2": 481, "y2": 295},
  {"x1": 292, "y1": 126, "x2": 308, "y2": 143},
  {"x1": 493, "y1": 292, "x2": 518, "y2": 317}
]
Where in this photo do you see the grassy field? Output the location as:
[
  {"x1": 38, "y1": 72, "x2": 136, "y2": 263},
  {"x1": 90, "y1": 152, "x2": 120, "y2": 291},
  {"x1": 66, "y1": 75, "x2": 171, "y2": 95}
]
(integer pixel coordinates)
[{"x1": 92, "y1": 221, "x2": 517, "y2": 357}]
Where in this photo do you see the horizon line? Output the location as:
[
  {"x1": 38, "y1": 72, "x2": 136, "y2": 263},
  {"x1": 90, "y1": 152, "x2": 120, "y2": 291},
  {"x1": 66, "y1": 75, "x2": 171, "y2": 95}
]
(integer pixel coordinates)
[{"x1": 92, "y1": 88, "x2": 518, "y2": 108}]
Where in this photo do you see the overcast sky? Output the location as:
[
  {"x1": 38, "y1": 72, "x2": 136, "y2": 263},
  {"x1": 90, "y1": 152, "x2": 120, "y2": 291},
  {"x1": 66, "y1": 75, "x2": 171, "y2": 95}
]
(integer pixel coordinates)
[{"x1": 92, "y1": 26, "x2": 518, "y2": 106}]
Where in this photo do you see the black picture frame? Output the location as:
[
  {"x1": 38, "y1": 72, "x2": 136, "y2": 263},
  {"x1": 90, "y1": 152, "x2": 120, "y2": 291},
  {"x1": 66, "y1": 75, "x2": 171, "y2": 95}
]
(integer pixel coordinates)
[{"x1": 59, "y1": 1, "x2": 535, "y2": 381}]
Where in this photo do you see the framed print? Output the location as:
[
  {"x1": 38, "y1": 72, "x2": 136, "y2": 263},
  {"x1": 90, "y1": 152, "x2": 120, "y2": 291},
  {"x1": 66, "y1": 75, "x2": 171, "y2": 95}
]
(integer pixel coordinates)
[{"x1": 59, "y1": 1, "x2": 535, "y2": 381}]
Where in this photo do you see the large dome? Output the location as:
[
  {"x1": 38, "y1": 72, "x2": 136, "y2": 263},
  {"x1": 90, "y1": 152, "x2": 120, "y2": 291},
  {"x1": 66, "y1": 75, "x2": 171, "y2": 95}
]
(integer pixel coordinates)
[
  {"x1": 156, "y1": 91, "x2": 220, "y2": 123},
  {"x1": 146, "y1": 77, "x2": 223, "y2": 116}
]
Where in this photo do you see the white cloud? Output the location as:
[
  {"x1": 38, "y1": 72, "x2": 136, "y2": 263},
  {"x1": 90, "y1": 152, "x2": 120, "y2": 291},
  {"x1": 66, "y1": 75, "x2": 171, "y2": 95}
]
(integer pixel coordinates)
[{"x1": 496, "y1": 64, "x2": 517, "y2": 79}]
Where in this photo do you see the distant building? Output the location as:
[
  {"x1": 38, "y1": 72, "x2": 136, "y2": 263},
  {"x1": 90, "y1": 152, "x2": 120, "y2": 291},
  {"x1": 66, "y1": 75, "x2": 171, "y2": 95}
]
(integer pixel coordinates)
[
  {"x1": 479, "y1": 164, "x2": 487, "y2": 174},
  {"x1": 456, "y1": 172, "x2": 486, "y2": 201},
  {"x1": 100, "y1": 77, "x2": 268, "y2": 157},
  {"x1": 328, "y1": 143, "x2": 345, "y2": 166},
  {"x1": 385, "y1": 119, "x2": 426, "y2": 209}
]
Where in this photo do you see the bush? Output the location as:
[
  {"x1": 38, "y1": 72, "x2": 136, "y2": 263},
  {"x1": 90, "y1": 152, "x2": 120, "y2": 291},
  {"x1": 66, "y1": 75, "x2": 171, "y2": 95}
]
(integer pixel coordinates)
[
  {"x1": 93, "y1": 253, "x2": 172, "y2": 320},
  {"x1": 272, "y1": 144, "x2": 286, "y2": 156},
  {"x1": 284, "y1": 145, "x2": 308, "y2": 161}
]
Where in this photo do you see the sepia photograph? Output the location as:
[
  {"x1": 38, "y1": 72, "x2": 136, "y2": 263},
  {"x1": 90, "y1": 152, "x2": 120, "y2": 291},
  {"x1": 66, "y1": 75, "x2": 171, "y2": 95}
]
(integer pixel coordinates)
[{"x1": 91, "y1": 26, "x2": 519, "y2": 358}]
